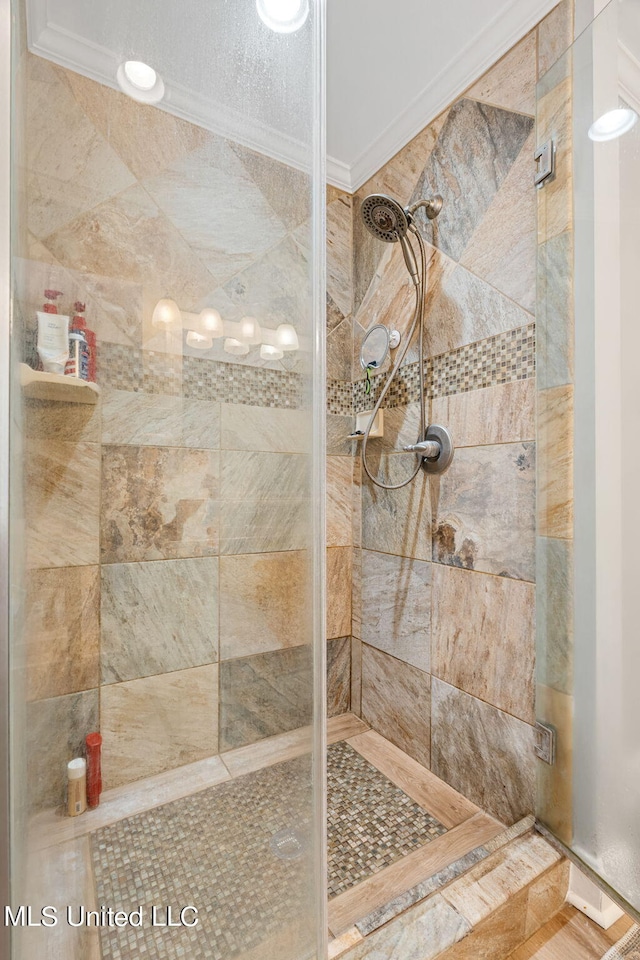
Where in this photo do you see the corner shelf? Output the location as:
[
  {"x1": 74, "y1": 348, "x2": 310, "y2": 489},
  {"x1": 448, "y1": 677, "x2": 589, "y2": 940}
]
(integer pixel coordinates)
[{"x1": 20, "y1": 363, "x2": 100, "y2": 405}]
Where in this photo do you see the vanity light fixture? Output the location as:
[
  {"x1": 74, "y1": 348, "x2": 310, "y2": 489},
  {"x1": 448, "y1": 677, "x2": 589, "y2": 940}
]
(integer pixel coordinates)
[
  {"x1": 588, "y1": 107, "x2": 638, "y2": 142},
  {"x1": 276, "y1": 323, "x2": 299, "y2": 351},
  {"x1": 224, "y1": 338, "x2": 250, "y2": 356},
  {"x1": 199, "y1": 308, "x2": 224, "y2": 338},
  {"x1": 117, "y1": 60, "x2": 165, "y2": 104},
  {"x1": 260, "y1": 344, "x2": 284, "y2": 361},
  {"x1": 256, "y1": 0, "x2": 309, "y2": 33},
  {"x1": 186, "y1": 330, "x2": 213, "y2": 350},
  {"x1": 239, "y1": 316, "x2": 262, "y2": 345},
  {"x1": 151, "y1": 298, "x2": 181, "y2": 328}
]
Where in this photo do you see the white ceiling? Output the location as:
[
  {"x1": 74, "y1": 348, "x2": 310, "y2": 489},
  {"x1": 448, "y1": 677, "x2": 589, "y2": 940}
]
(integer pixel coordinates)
[{"x1": 28, "y1": 0, "x2": 558, "y2": 193}]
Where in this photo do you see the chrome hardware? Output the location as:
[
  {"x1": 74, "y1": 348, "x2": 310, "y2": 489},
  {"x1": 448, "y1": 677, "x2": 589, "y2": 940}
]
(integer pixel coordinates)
[
  {"x1": 534, "y1": 721, "x2": 557, "y2": 765},
  {"x1": 404, "y1": 424, "x2": 454, "y2": 475},
  {"x1": 403, "y1": 440, "x2": 441, "y2": 458},
  {"x1": 534, "y1": 140, "x2": 556, "y2": 187}
]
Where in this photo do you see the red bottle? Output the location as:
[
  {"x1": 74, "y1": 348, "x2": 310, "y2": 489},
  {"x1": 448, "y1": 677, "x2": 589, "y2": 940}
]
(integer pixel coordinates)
[
  {"x1": 43, "y1": 289, "x2": 63, "y2": 314},
  {"x1": 85, "y1": 732, "x2": 102, "y2": 808},
  {"x1": 71, "y1": 302, "x2": 97, "y2": 383}
]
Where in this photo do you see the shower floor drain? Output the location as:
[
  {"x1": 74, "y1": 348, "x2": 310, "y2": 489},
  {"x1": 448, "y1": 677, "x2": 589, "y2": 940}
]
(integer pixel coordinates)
[{"x1": 270, "y1": 828, "x2": 306, "y2": 860}]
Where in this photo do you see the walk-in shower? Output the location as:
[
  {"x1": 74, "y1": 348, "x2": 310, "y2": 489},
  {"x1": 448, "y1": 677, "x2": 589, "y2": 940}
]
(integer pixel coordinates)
[{"x1": 358, "y1": 193, "x2": 453, "y2": 489}]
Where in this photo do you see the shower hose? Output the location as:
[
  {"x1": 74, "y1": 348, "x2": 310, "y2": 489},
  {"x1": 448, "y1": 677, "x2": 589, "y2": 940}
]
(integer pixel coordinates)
[{"x1": 361, "y1": 224, "x2": 428, "y2": 490}]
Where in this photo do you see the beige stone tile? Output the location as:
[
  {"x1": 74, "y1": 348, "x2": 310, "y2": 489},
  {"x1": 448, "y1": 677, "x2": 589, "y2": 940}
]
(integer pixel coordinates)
[
  {"x1": 537, "y1": 1, "x2": 574, "y2": 80},
  {"x1": 351, "y1": 637, "x2": 362, "y2": 715},
  {"x1": 538, "y1": 385, "x2": 573, "y2": 539},
  {"x1": 361, "y1": 644, "x2": 431, "y2": 768},
  {"x1": 220, "y1": 551, "x2": 309, "y2": 659},
  {"x1": 352, "y1": 456, "x2": 362, "y2": 547},
  {"x1": 328, "y1": 927, "x2": 364, "y2": 959},
  {"x1": 441, "y1": 833, "x2": 561, "y2": 928},
  {"x1": 25, "y1": 396, "x2": 100, "y2": 443},
  {"x1": 101, "y1": 665, "x2": 218, "y2": 789},
  {"x1": 377, "y1": 403, "x2": 424, "y2": 453},
  {"x1": 230, "y1": 142, "x2": 310, "y2": 231},
  {"x1": 438, "y1": 888, "x2": 529, "y2": 960},
  {"x1": 328, "y1": 316, "x2": 353, "y2": 382},
  {"x1": 327, "y1": 455, "x2": 354, "y2": 547},
  {"x1": 26, "y1": 439, "x2": 100, "y2": 568},
  {"x1": 537, "y1": 73, "x2": 573, "y2": 244},
  {"x1": 221, "y1": 403, "x2": 308, "y2": 453},
  {"x1": 351, "y1": 546, "x2": 362, "y2": 639},
  {"x1": 536, "y1": 684, "x2": 573, "y2": 846},
  {"x1": 101, "y1": 445, "x2": 219, "y2": 562},
  {"x1": 327, "y1": 546, "x2": 353, "y2": 639},
  {"x1": 431, "y1": 565, "x2": 535, "y2": 723},
  {"x1": 507, "y1": 904, "x2": 629, "y2": 960},
  {"x1": 432, "y1": 380, "x2": 535, "y2": 447},
  {"x1": 327, "y1": 637, "x2": 351, "y2": 717},
  {"x1": 537, "y1": 231, "x2": 574, "y2": 389},
  {"x1": 537, "y1": 537, "x2": 573, "y2": 695},
  {"x1": 102, "y1": 390, "x2": 220, "y2": 448},
  {"x1": 221, "y1": 725, "x2": 312, "y2": 779},
  {"x1": 220, "y1": 497, "x2": 308, "y2": 555},
  {"x1": 466, "y1": 32, "x2": 537, "y2": 116},
  {"x1": 101, "y1": 558, "x2": 218, "y2": 683},
  {"x1": 326, "y1": 194, "x2": 353, "y2": 318},
  {"x1": 221, "y1": 449, "x2": 306, "y2": 501},
  {"x1": 361, "y1": 453, "x2": 432, "y2": 561},
  {"x1": 460, "y1": 131, "x2": 536, "y2": 312},
  {"x1": 327, "y1": 713, "x2": 369, "y2": 742},
  {"x1": 525, "y1": 861, "x2": 570, "y2": 939},
  {"x1": 26, "y1": 566, "x2": 100, "y2": 701},
  {"x1": 360, "y1": 549, "x2": 431, "y2": 671}
]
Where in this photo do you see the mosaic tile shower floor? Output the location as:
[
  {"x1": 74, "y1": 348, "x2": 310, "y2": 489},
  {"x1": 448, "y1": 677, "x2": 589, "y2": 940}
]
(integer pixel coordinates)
[{"x1": 90, "y1": 742, "x2": 447, "y2": 959}]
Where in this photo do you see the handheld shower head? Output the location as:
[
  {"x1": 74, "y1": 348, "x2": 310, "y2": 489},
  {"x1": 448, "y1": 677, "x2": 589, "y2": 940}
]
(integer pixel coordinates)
[{"x1": 360, "y1": 194, "x2": 410, "y2": 242}]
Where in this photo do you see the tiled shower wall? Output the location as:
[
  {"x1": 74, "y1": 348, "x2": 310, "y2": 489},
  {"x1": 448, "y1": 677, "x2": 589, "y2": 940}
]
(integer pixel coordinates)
[
  {"x1": 326, "y1": 0, "x2": 575, "y2": 827},
  {"x1": 20, "y1": 53, "x2": 320, "y2": 810}
]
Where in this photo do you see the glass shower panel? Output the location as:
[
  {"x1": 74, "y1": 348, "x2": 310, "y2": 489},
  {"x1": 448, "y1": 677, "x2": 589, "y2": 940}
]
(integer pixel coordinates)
[
  {"x1": 536, "y1": 0, "x2": 640, "y2": 913},
  {"x1": 8, "y1": 0, "x2": 325, "y2": 957}
]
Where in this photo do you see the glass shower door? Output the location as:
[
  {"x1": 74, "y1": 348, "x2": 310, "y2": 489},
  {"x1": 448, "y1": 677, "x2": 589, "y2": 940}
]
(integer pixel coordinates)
[
  {"x1": 5, "y1": 0, "x2": 326, "y2": 957},
  {"x1": 536, "y1": 0, "x2": 640, "y2": 914}
]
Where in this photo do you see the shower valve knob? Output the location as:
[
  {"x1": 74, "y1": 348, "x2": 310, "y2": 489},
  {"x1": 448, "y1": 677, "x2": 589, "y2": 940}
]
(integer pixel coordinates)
[{"x1": 404, "y1": 424, "x2": 454, "y2": 475}]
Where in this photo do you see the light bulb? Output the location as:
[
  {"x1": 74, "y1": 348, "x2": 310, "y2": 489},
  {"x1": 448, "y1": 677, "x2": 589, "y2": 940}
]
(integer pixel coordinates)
[
  {"x1": 256, "y1": 0, "x2": 309, "y2": 33},
  {"x1": 117, "y1": 60, "x2": 165, "y2": 104},
  {"x1": 276, "y1": 323, "x2": 299, "y2": 351},
  {"x1": 588, "y1": 108, "x2": 638, "y2": 142},
  {"x1": 186, "y1": 330, "x2": 213, "y2": 350},
  {"x1": 239, "y1": 316, "x2": 262, "y2": 345},
  {"x1": 199, "y1": 308, "x2": 224, "y2": 338},
  {"x1": 152, "y1": 298, "x2": 181, "y2": 327},
  {"x1": 260, "y1": 344, "x2": 284, "y2": 361},
  {"x1": 224, "y1": 338, "x2": 250, "y2": 356}
]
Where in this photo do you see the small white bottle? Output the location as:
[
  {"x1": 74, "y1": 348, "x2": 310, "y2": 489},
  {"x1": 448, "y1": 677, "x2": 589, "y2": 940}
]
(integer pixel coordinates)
[{"x1": 67, "y1": 758, "x2": 87, "y2": 817}]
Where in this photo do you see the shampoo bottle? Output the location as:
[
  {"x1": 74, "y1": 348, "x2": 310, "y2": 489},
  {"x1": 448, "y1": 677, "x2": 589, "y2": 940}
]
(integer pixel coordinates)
[{"x1": 67, "y1": 758, "x2": 87, "y2": 817}]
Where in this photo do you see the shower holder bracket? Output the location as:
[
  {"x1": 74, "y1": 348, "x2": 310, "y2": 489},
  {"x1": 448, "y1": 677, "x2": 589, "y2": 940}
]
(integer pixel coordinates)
[
  {"x1": 389, "y1": 330, "x2": 401, "y2": 349},
  {"x1": 534, "y1": 721, "x2": 557, "y2": 765},
  {"x1": 534, "y1": 139, "x2": 556, "y2": 188}
]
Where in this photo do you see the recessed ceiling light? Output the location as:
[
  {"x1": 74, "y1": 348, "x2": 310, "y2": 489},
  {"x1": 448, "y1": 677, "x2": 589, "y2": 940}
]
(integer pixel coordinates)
[
  {"x1": 588, "y1": 107, "x2": 638, "y2": 142},
  {"x1": 117, "y1": 60, "x2": 165, "y2": 104},
  {"x1": 256, "y1": 0, "x2": 309, "y2": 33}
]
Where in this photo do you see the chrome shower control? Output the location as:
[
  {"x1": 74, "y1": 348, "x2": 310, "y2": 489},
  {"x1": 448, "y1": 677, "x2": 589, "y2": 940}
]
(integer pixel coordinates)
[{"x1": 403, "y1": 424, "x2": 454, "y2": 474}]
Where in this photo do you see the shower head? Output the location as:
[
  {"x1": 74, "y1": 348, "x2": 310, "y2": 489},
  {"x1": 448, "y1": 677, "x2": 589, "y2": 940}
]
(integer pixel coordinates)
[{"x1": 360, "y1": 194, "x2": 410, "y2": 242}]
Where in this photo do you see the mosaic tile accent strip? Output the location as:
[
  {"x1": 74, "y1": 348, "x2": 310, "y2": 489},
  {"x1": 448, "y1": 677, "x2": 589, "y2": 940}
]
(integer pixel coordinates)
[
  {"x1": 143, "y1": 351, "x2": 182, "y2": 397},
  {"x1": 91, "y1": 756, "x2": 314, "y2": 960},
  {"x1": 327, "y1": 741, "x2": 447, "y2": 898},
  {"x1": 327, "y1": 377, "x2": 356, "y2": 415},
  {"x1": 352, "y1": 322, "x2": 537, "y2": 414},
  {"x1": 97, "y1": 342, "x2": 143, "y2": 393}
]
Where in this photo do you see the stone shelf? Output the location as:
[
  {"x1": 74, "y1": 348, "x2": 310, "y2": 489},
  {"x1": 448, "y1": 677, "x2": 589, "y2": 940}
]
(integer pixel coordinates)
[{"x1": 19, "y1": 363, "x2": 100, "y2": 404}]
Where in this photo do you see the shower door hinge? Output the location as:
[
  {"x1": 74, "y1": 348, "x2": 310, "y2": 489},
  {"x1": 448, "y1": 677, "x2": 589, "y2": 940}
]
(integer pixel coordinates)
[
  {"x1": 534, "y1": 139, "x2": 556, "y2": 187},
  {"x1": 534, "y1": 721, "x2": 557, "y2": 765}
]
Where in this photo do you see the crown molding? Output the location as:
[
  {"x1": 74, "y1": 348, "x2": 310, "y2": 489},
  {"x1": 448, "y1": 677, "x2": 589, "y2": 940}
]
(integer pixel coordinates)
[
  {"x1": 327, "y1": 0, "x2": 560, "y2": 194},
  {"x1": 620, "y1": 42, "x2": 640, "y2": 115}
]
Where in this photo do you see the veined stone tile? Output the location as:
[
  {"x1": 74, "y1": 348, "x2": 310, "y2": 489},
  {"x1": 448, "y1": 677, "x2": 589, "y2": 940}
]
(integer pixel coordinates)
[
  {"x1": 25, "y1": 396, "x2": 100, "y2": 444},
  {"x1": 352, "y1": 455, "x2": 362, "y2": 547},
  {"x1": 43, "y1": 184, "x2": 218, "y2": 312},
  {"x1": 466, "y1": 31, "x2": 537, "y2": 116},
  {"x1": 229, "y1": 141, "x2": 311, "y2": 231},
  {"x1": 101, "y1": 558, "x2": 218, "y2": 684},
  {"x1": 142, "y1": 137, "x2": 287, "y2": 289},
  {"x1": 327, "y1": 455, "x2": 354, "y2": 548},
  {"x1": 537, "y1": 70, "x2": 573, "y2": 243},
  {"x1": 524, "y1": 860, "x2": 570, "y2": 938},
  {"x1": 360, "y1": 550, "x2": 431, "y2": 672},
  {"x1": 536, "y1": 683, "x2": 573, "y2": 844},
  {"x1": 424, "y1": 255, "x2": 532, "y2": 358},
  {"x1": 220, "y1": 551, "x2": 310, "y2": 660},
  {"x1": 431, "y1": 565, "x2": 535, "y2": 723},
  {"x1": 437, "y1": 888, "x2": 529, "y2": 960},
  {"x1": 219, "y1": 646, "x2": 312, "y2": 751},
  {"x1": 328, "y1": 317, "x2": 354, "y2": 382},
  {"x1": 351, "y1": 547, "x2": 362, "y2": 639},
  {"x1": 460, "y1": 131, "x2": 536, "y2": 312},
  {"x1": 537, "y1": 231, "x2": 574, "y2": 389},
  {"x1": 327, "y1": 194, "x2": 353, "y2": 318},
  {"x1": 327, "y1": 637, "x2": 351, "y2": 717},
  {"x1": 26, "y1": 56, "x2": 136, "y2": 239},
  {"x1": 328, "y1": 414, "x2": 357, "y2": 456},
  {"x1": 26, "y1": 439, "x2": 100, "y2": 568},
  {"x1": 377, "y1": 403, "x2": 423, "y2": 454},
  {"x1": 361, "y1": 453, "x2": 431, "y2": 561},
  {"x1": 62, "y1": 66, "x2": 208, "y2": 180},
  {"x1": 537, "y1": 537, "x2": 573, "y2": 695},
  {"x1": 101, "y1": 444, "x2": 219, "y2": 563},
  {"x1": 27, "y1": 689, "x2": 99, "y2": 812},
  {"x1": 351, "y1": 636, "x2": 363, "y2": 716},
  {"x1": 101, "y1": 665, "x2": 218, "y2": 789},
  {"x1": 221, "y1": 403, "x2": 308, "y2": 453},
  {"x1": 411, "y1": 99, "x2": 533, "y2": 263},
  {"x1": 361, "y1": 645, "x2": 431, "y2": 769},
  {"x1": 342, "y1": 892, "x2": 470, "y2": 960},
  {"x1": 220, "y1": 498, "x2": 309, "y2": 555},
  {"x1": 432, "y1": 443, "x2": 536, "y2": 582},
  {"x1": 431, "y1": 380, "x2": 535, "y2": 448},
  {"x1": 328, "y1": 547, "x2": 353, "y2": 640},
  {"x1": 25, "y1": 566, "x2": 100, "y2": 701},
  {"x1": 431, "y1": 679, "x2": 536, "y2": 824},
  {"x1": 221, "y1": 449, "x2": 307, "y2": 501},
  {"x1": 537, "y1": 385, "x2": 573, "y2": 539},
  {"x1": 538, "y1": 0, "x2": 574, "y2": 79},
  {"x1": 102, "y1": 390, "x2": 220, "y2": 448},
  {"x1": 327, "y1": 290, "x2": 347, "y2": 334}
]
